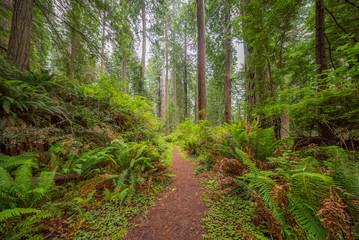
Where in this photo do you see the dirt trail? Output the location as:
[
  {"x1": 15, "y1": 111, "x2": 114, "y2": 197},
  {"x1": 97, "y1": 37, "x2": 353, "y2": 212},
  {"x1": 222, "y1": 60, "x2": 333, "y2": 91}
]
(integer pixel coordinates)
[{"x1": 125, "y1": 147, "x2": 207, "y2": 240}]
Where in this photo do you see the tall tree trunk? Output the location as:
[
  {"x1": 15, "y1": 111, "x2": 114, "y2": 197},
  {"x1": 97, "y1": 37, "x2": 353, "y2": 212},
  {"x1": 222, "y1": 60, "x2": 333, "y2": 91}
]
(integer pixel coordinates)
[
  {"x1": 165, "y1": 20, "x2": 169, "y2": 122},
  {"x1": 100, "y1": 10, "x2": 106, "y2": 75},
  {"x1": 244, "y1": 44, "x2": 255, "y2": 123},
  {"x1": 7, "y1": 0, "x2": 33, "y2": 71},
  {"x1": 122, "y1": 54, "x2": 127, "y2": 93},
  {"x1": 316, "y1": 0, "x2": 328, "y2": 89},
  {"x1": 224, "y1": 0, "x2": 232, "y2": 123},
  {"x1": 195, "y1": 89, "x2": 198, "y2": 123},
  {"x1": 161, "y1": 41, "x2": 166, "y2": 120},
  {"x1": 197, "y1": 0, "x2": 207, "y2": 121},
  {"x1": 218, "y1": 95, "x2": 222, "y2": 124},
  {"x1": 70, "y1": 29, "x2": 78, "y2": 74},
  {"x1": 316, "y1": 0, "x2": 332, "y2": 139},
  {"x1": 281, "y1": 112, "x2": 290, "y2": 139},
  {"x1": 69, "y1": 0, "x2": 80, "y2": 75},
  {"x1": 184, "y1": 27, "x2": 188, "y2": 119},
  {"x1": 157, "y1": 76, "x2": 161, "y2": 118},
  {"x1": 242, "y1": 0, "x2": 256, "y2": 123},
  {"x1": 0, "y1": 0, "x2": 12, "y2": 53},
  {"x1": 173, "y1": 61, "x2": 177, "y2": 125},
  {"x1": 141, "y1": 0, "x2": 146, "y2": 94}
]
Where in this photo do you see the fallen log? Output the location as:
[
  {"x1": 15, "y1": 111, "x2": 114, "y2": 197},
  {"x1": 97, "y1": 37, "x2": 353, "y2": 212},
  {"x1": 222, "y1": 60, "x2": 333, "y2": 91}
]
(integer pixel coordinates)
[{"x1": 32, "y1": 174, "x2": 80, "y2": 183}]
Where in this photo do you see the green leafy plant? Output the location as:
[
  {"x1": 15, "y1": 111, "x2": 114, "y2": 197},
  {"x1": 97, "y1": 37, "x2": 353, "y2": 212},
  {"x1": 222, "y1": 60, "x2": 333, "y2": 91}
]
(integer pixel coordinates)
[{"x1": 0, "y1": 152, "x2": 56, "y2": 239}]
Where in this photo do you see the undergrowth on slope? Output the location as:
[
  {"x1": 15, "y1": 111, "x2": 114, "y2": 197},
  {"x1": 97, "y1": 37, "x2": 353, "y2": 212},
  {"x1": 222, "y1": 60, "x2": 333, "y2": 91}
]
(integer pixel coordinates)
[
  {"x1": 0, "y1": 60, "x2": 173, "y2": 239},
  {"x1": 46, "y1": 181, "x2": 166, "y2": 239},
  {"x1": 174, "y1": 120, "x2": 359, "y2": 239}
]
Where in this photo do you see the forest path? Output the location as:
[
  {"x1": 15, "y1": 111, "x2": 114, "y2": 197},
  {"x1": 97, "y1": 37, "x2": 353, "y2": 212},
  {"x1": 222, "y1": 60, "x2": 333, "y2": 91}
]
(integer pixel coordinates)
[{"x1": 125, "y1": 147, "x2": 207, "y2": 240}]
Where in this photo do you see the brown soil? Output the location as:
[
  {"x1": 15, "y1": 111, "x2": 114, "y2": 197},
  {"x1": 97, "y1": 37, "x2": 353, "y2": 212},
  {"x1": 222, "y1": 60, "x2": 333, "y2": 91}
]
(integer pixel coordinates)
[{"x1": 125, "y1": 147, "x2": 208, "y2": 240}]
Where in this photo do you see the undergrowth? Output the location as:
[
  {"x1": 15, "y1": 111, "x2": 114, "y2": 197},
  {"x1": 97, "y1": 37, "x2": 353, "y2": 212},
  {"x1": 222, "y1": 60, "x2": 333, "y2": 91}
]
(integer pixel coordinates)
[
  {"x1": 47, "y1": 181, "x2": 166, "y2": 240},
  {"x1": 174, "y1": 119, "x2": 359, "y2": 239},
  {"x1": 0, "y1": 60, "x2": 172, "y2": 239},
  {"x1": 201, "y1": 177, "x2": 268, "y2": 239}
]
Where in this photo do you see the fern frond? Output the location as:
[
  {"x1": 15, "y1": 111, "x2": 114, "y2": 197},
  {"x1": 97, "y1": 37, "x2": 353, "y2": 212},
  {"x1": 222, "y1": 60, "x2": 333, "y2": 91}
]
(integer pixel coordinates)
[
  {"x1": 14, "y1": 164, "x2": 33, "y2": 205},
  {"x1": 16, "y1": 210, "x2": 53, "y2": 229},
  {"x1": 11, "y1": 225, "x2": 43, "y2": 240},
  {"x1": 27, "y1": 234, "x2": 44, "y2": 240},
  {"x1": 289, "y1": 195, "x2": 327, "y2": 240},
  {"x1": 0, "y1": 208, "x2": 39, "y2": 221},
  {"x1": 0, "y1": 152, "x2": 38, "y2": 170},
  {"x1": 235, "y1": 148, "x2": 258, "y2": 174},
  {"x1": 291, "y1": 172, "x2": 332, "y2": 209},
  {"x1": 0, "y1": 167, "x2": 13, "y2": 191},
  {"x1": 38, "y1": 169, "x2": 56, "y2": 192}
]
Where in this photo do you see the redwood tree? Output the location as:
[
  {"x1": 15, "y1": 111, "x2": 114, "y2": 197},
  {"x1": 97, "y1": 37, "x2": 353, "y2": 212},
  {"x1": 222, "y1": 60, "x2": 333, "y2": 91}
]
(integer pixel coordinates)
[
  {"x1": 316, "y1": 0, "x2": 332, "y2": 140},
  {"x1": 184, "y1": 27, "x2": 188, "y2": 119},
  {"x1": 7, "y1": 0, "x2": 34, "y2": 71},
  {"x1": 196, "y1": 0, "x2": 207, "y2": 121},
  {"x1": 140, "y1": 0, "x2": 146, "y2": 95},
  {"x1": 224, "y1": 0, "x2": 232, "y2": 123}
]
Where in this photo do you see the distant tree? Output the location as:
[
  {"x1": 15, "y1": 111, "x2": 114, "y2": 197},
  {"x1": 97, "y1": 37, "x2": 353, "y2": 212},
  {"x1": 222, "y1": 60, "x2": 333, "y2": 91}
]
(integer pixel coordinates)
[
  {"x1": 0, "y1": 0, "x2": 12, "y2": 53},
  {"x1": 140, "y1": 0, "x2": 146, "y2": 95}
]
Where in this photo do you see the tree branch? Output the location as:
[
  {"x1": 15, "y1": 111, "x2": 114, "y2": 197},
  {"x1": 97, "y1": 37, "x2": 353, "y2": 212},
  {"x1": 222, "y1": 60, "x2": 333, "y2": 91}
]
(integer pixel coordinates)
[
  {"x1": 343, "y1": 0, "x2": 359, "y2": 11},
  {"x1": 325, "y1": 33, "x2": 336, "y2": 70},
  {"x1": 0, "y1": 46, "x2": 7, "y2": 52},
  {"x1": 324, "y1": 7, "x2": 358, "y2": 42}
]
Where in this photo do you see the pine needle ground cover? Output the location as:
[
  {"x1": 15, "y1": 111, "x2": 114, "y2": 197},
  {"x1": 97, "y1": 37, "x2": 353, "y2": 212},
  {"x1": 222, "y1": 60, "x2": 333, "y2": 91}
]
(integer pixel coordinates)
[
  {"x1": 0, "y1": 64, "x2": 173, "y2": 239},
  {"x1": 175, "y1": 120, "x2": 359, "y2": 240}
]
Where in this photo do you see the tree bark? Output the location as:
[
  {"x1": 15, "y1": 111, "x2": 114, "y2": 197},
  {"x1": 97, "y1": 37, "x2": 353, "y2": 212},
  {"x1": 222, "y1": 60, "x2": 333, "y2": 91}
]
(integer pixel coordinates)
[
  {"x1": 122, "y1": 55, "x2": 127, "y2": 93},
  {"x1": 184, "y1": 27, "x2": 188, "y2": 119},
  {"x1": 196, "y1": 0, "x2": 207, "y2": 121},
  {"x1": 241, "y1": 0, "x2": 256, "y2": 123},
  {"x1": 281, "y1": 112, "x2": 290, "y2": 139},
  {"x1": 316, "y1": 0, "x2": 332, "y2": 140},
  {"x1": 100, "y1": 9, "x2": 106, "y2": 75},
  {"x1": 161, "y1": 41, "x2": 166, "y2": 120},
  {"x1": 316, "y1": 0, "x2": 328, "y2": 88},
  {"x1": 195, "y1": 89, "x2": 198, "y2": 123},
  {"x1": 157, "y1": 76, "x2": 161, "y2": 118},
  {"x1": 69, "y1": 0, "x2": 80, "y2": 75},
  {"x1": 224, "y1": 0, "x2": 232, "y2": 123},
  {"x1": 0, "y1": 0, "x2": 12, "y2": 53},
  {"x1": 140, "y1": 0, "x2": 146, "y2": 94},
  {"x1": 165, "y1": 20, "x2": 169, "y2": 122},
  {"x1": 7, "y1": 0, "x2": 34, "y2": 71},
  {"x1": 173, "y1": 61, "x2": 177, "y2": 125}
]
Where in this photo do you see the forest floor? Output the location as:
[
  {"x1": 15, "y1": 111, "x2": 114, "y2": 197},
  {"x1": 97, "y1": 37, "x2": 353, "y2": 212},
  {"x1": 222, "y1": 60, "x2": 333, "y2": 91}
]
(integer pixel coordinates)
[{"x1": 125, "y1": 147, "x2": 208, "y2": 240}]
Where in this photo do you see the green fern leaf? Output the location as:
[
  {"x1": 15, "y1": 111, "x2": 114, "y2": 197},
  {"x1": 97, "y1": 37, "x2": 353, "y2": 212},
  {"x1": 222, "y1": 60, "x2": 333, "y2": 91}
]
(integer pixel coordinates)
[
  {"x1": 14, "y1": 164, "x2": 33, "y2": 204},
  {"x1": 289, "y1": 195, "x2": 327, "y2": 240},
  {"x1": 0, "y1": 167, "x2": 13, "y2": 191},
  {"x1": 0, "y1": 208, "x2": 39, "y2": 221}
]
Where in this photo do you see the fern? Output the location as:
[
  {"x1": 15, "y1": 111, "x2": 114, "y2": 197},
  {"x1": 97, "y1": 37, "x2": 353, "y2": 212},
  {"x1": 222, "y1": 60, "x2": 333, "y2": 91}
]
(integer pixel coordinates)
[
  {"x1": 14, "y1": 164, "x2": 34, "y2": 206},
  {"x1": 0, "y1": 152, "x2": 38, "y2": 170},
  {"x1": 30, "y1": 169, "x2": 57, "y2": 206},
  {"x1": 0, "y1": 154, "x2": 56, "y2": 210},
  {"x1": 234, "y1": 148, "x2": 258, "y2": 174},
  {"x1": 16, "y1": 210, "x2": 53, "y2": 229},
  {"x1": 289, "y1": 195, "x2": 327, "y2": 240},
  {"x1": 323, "y1": 146, "x2": 359, "y2": 230},
  {"x1": 0, "y1": 208, "x2": 39, "y2": 221},
  {"x1": 291, "y1": 172, "x2": 332, "y2": 210}
]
